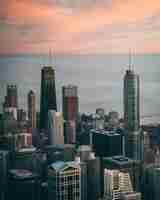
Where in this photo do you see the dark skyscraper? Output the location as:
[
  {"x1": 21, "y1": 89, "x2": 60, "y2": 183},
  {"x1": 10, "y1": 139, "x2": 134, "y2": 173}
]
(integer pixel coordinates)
[
  {"x1": 124, "y1": 66, "x2": 143, "y2": 161},
  {"x1": 40, "y1": 66, "x2": 57, "y2": 129},
  {"x1": 28, "y1": 90, "x2": 36, "y2": 129},
  {"x1": 124, "y1": 68, "x2": 140, "y2": 131},
  {"x1": 6, "y1": 85, "x2": 18, "y2": 108},
  {"x1": 62, "y1": 85, "x2": 79, "y2": 121}
]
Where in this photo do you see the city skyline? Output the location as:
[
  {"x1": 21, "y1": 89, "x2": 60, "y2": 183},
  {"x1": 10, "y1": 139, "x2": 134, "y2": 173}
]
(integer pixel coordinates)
[{"x1": 1, "y1": 0, "x2": 160, "y2": 55}]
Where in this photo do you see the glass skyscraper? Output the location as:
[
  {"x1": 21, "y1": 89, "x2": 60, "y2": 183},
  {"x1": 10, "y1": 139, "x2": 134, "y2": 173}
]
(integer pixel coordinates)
[
  {"x1": 40, "y1": 66, "x2": 57, "y2": 130},
  {"x1": 124, "y1": 68, "x2": 143, "y2": 161}
]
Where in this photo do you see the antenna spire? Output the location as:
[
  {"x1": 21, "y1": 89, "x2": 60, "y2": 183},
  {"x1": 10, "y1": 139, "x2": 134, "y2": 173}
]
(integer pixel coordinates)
[
  {"x1": 49, "y1": 48, "x2": 52, "y2": 66},
  {"x1": 129, "y1": 49, "x2": 132, "y2": 71}
]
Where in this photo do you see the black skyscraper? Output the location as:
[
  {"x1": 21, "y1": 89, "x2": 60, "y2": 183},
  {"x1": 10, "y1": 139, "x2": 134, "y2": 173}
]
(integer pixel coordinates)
[{"x1": 40, "y1": 66, "x2": 57, "y2": 129}]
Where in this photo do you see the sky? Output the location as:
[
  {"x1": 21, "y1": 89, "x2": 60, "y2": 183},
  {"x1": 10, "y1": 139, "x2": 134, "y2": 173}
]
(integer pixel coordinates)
[{"x1": 1, "y1": 0, "x2": 160, "y2": 55}]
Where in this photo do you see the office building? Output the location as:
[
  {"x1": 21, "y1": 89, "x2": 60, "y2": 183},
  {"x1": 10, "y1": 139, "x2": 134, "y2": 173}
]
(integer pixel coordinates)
[
  {"x1": 103, "y1": 156, "x2": 141, "y2": 192},
  {"x1": 143, "y1": 165, "x2": 160, "y2": 200},
  {"x1": 123, "y1": 67, "x2": 143, "y2": 160},
  {"x1": 8, "y1": 169, "x2": 40, "y2": 200},
  {"x1": 5, "y1": 85, "x2": 18, "y2": 108},
  {"x1": 3, "y1": 85, "x2": 18, "y2": 120},
  {"x1": 48, "y1": 161, "x2": 81, "y2": 200},
  {"x1": 17, "y1": 109, "x2": 27, "y2": 122},
  {"x1": 86, "y1": 152, "x2": 101, "y2": 200},
  {"x1": 40, "y1": 66, "x2": 57, "y2": 129},
  {"x1": 48, "y1": 110, "x2": 64, "y2": 145},
  {"x1": 28, "y1": 90, "x2": 36, "y2": 129},
  {"x1": 62, "y1": 85, "x2": 79, "y2": 121},
  {"x1": 64, "y1": 120, "x2": 76, "y2": 144},
  {"x1": 91, "y1": 130, "x2": 122, "y2": 157}
]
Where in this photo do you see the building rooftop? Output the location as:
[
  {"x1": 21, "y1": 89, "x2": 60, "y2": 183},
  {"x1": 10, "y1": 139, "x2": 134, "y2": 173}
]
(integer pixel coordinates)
[
  {"x1": 104, "y1": 156, "x2": 140, "y2": 167},
  {"x1": 9, "y1": 169, "x2": 38, "y2": 180},
  {"x1": 49, "y1": 161, "x2": 80, "y2": 172}
]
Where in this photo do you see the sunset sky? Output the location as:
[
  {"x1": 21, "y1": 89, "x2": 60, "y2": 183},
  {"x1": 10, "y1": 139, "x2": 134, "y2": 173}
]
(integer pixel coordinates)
[{"x1": 1, "y1": 0, "x2": 160, "y2": 55}]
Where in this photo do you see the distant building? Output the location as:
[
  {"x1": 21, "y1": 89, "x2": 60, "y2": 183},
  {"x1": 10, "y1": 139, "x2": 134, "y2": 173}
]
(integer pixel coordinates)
[
  {"x1": 28, "y1": 90, "x2": 36, "y2": 129},
  {"x1": 62, "y1": 85, "x2": 79, "y2": 121},
  {"x1": 48, "y1": 161, "x2": 81, "y2": 200},
  {"x1": 3, "y1": 85, "x2": 18, "y2": 120},
  {"x1": 48, "y1": 110, "x2": 64, "y2": 146},
  {"x1": 40, "y1": 66, "x2": 57, "y2": 130},
  {"x1": 17, "y1": 109, "x2": 27, "y2": 122},
  {"x1": 96, "y1": 108, "x2": 105, "y2": 118}
]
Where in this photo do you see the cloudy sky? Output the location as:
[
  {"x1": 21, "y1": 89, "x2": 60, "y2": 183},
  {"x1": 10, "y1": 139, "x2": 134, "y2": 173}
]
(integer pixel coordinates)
[{"x1": 1, "y1": 0, "x2": 160, "y2": 55}]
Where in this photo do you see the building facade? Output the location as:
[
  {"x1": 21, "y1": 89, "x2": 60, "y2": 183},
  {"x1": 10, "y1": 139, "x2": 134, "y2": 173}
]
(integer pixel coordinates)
[
  {"x1": 123, "y1": 68, "x2": 143, "y2": 160},
  {"x1": 48, "y1": 161, "x2": 81, "y2": 200},
  {"x1": 48, "y1": 110, "x2": 64, "y2": 145},
  {"x1": 40, "y1": 66, "x2": 57, "y2": 129},
  {"x1": 28, "y1": 90, "x2": 36, "y2": 129}
]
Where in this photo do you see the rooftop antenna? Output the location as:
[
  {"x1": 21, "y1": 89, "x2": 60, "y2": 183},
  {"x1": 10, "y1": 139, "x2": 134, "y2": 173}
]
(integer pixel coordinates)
[
  {"x1": 129, "y1": 49, "x2": 132, "y2": 71},
  {"x1": 49, "y1": 48, "x2": 52, "y2": 66}
]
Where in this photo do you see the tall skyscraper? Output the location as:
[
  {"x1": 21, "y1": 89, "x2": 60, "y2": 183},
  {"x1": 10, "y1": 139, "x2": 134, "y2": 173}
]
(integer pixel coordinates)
[
  {"x1": 123, "y1": 67, "x2": 143, "y2": 160},
  {"x1": 3, "y1": 85, "x2": 18, "y2": 120},
  {"x1": 124, "y1": 68, "x2": 140, "y2": 132},
  {"x1": 62, "y1": 85, "x2": 79, "y2": 121},
  {"x1": 28, "y1": 90, "x2": 36, "y2": 129},
  {"x1": 62, "y1": 85, "x2": 79, "y2": 144},
  {"x1": 40, "y1": 66, "x2": 57, "y2": 129},
  {"x1": 6, "y1": 85, "x2": 18, "y2": 108},
  {"x1": 48, "y1": 110, "x2": 64, "y2": 145}
]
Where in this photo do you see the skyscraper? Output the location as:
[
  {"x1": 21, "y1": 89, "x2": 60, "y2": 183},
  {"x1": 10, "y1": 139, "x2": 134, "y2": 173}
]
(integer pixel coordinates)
[
  {"x1": 124, "y1": 68, "x2": 140, "y2": 132},
  {"x1": 48, "y1": 110, "x2": 64, "y2": 145},
  {"x1": 62, "y1": 85, "x2": 79, "y2": 121},
  {"x1": 28, "y1": 90, "x2": 36, "y2": 129},
  {"x1": 123, "y1": 67, "x2": 143, "y2": 160},
  {"x1": 6, "y1": 85, "x2": 18, "y2": 108},
  {"x1": 3, "y1": 85, "x2": 18, "y2": 120},
  {"x1": 62, "y1": 85, "x2": 79, "y2": 144},
  {"x1": 40, "y1": 66, "x2": 57, "y2": 129}
]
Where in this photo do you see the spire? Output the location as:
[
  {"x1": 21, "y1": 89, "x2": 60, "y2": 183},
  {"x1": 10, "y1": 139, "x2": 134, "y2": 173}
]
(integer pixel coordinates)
[
  {"x1": 128, "y1": 49, "x2": 132, "y2": 71},
  {"x1": 49, "y1": 48, "x2": 52, "y2": 66}
]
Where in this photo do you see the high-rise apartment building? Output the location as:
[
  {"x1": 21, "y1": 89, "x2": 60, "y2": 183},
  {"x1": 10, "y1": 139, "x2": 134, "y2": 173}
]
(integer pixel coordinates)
[
  {"x1": 123, "y1": 68, "x2": 143, "y2": 160},
  {"x1": 48, "y1": 161, "x2": 81, "y2": 200},
  {"x1": 40, "y1": 66, "x2": 57, "y2": 129},
  {"x1": 28, "y1": 90, "x2": 36, "y2": 129},
  {"x1": 48, "y1": 110, "x2": 64, "y2": 145}
]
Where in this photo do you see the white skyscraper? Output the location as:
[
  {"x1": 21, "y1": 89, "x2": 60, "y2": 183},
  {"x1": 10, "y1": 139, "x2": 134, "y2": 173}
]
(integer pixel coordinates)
[{"x1": 48, "y1": 110, "x2": 64, "y2": 145}]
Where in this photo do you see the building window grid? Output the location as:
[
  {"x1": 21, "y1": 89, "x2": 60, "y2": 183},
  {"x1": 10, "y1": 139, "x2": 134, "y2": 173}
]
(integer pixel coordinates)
[{"x1": 56, "y1": 169, "x2": 80, "y2": 200}]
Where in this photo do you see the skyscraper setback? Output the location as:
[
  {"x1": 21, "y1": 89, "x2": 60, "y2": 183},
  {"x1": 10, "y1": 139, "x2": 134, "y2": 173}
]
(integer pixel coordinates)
[
  {"x1": 40, "y1": 66, "x2": 57, "y2": 129},
  {"x1": 28, "y1": 90, "x2": 36, "y2": 129}
]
